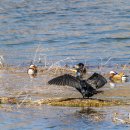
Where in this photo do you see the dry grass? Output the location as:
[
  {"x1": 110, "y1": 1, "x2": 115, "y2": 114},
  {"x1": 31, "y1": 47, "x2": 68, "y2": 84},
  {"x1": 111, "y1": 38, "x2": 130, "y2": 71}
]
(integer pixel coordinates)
[
  {"x1": 0, "y1": 97, "x2": 126, "y2": 107},
  {"x1": 47, "y1": 98, "x2": 124, "y2": 107},
  {"x1": 39, "y1": 66, "x2": 76, "y2": 77},
  {"x1": 0, "y1": 97, "x2": 18, "y2": 104}
]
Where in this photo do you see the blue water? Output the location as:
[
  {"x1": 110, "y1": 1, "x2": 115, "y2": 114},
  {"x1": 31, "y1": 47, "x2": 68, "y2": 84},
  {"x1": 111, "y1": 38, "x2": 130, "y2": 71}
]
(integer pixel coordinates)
[
  {"x1": 0, "y1": 0, "x2": 130, "y2": 66},
  {"x1": 1, "y1": 0, "x2": 130, "y2": 129},
  {"x1": 0, "y1": 106, "x2": 130, "y2": 130}
]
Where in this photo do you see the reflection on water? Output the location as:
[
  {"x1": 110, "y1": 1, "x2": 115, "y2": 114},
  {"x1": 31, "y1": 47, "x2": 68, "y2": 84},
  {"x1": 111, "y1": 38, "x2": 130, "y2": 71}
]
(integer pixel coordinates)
[
  {"x1": 109, "y1": 82, "x2": 116, "y2": 88},
  {"x1": 74, "y1": 107, "x2": 105, "y2": 122},
  {"x1": 0, "y1": 106, "x2": 130, "y2": 130}
]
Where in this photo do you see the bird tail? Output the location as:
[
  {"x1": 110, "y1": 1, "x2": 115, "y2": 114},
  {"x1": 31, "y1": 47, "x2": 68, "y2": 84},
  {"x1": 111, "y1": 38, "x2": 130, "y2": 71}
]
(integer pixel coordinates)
[{"x1": 93, "y1": 90, "x2": 104, "y2": 95}]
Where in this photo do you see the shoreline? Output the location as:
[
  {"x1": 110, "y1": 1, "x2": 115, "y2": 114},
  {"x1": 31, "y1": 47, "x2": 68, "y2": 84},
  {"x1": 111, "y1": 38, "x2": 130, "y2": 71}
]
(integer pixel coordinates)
[{"x1": 0, "y1": 65, "x2": 130, "y2": 108}]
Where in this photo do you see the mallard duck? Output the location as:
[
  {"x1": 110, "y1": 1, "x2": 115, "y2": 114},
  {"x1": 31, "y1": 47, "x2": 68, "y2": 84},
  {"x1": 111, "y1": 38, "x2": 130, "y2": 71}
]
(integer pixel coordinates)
[
  {"x1": 48, "y1": 72, "x2": 107, "y2": 98},
  {"x1": 27, "y1": 65, "x2": 38, "y2": 78},
  {"x1": 109, "y1": 71, "x2": 128, "y2": 82}
]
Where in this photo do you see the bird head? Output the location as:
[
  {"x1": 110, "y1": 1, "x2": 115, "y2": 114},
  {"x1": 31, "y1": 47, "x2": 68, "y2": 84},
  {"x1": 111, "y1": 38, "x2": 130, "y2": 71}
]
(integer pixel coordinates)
[
  {"x1": 109, "y1": 71, "x2": 117, "y2": 77},
  {"x1": 74, "y1": 63, "x2": 84, "y2": 69},
  {"x1": 29, "y1": 65, "x2": 37, "y2": 70},
  {"x1": 74, "y1": 63, "x2": 86, "y2": 72},
  {"x1": 78, "y1": 63, "x2": 85, "y2": 69}
]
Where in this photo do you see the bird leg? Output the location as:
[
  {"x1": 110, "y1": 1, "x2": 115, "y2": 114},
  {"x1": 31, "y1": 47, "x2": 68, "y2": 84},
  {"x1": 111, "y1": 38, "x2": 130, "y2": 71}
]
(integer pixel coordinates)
[{"x1": 82, "y1": 95, "x2": 89, "y2": 99}]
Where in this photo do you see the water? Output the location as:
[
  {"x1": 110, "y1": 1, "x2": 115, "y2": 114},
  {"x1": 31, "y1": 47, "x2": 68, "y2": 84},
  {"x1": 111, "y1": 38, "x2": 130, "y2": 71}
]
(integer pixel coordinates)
[
  {"x1": 1, "y1": 0, "x2": 130, "y2": 129},
  {"x1": 0, "y1": 0, "x2": 130, "y2": 66},
  {"x1": 1, "y1": 106, "x2": 130, "y2": 130}
]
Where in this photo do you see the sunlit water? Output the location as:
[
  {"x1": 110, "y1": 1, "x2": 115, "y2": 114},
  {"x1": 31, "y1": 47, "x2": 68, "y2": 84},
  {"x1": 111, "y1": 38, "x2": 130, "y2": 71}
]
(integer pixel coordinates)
[
  {"x1": 0, "y1": 0, "x2": 130, "y2": 66},
  {"x1": 0, "y1": 0, "x2": 130, "y2": 129}
]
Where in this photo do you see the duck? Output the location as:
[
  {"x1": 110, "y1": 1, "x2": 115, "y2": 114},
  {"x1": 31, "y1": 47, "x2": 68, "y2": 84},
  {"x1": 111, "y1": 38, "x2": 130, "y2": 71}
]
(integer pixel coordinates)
[
  {"x1": 48, "y1": 72, "x2": 107, "y2": 98},
  {"x1": 70, "y1": 63, "x2": 87, "y2": 78},
  {"x1": 109, "y1": 71, "x2": 128, "y2": 82},
  {"x1": 27, "y1": 65, "x2": 38, "y2": 78}
]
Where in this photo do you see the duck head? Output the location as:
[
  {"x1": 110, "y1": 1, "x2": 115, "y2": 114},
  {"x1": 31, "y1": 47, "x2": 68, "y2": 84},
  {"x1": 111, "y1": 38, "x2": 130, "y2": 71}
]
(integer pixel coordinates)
[
  {"x1": 74, "y1": 63, "x2": 84, "y2": 69},
  {"x1": 29, "y1": 64, "x2": 37, "y2": 70},
  {"x1": 109, "y1": 71, "x2": 117, "y2": 78},
  {"x1": 28, "y1": 64, "x2": 38, "y2": 78},
  {"x1": 74, "y1": 63, "x2": 86, "y2": 74}
]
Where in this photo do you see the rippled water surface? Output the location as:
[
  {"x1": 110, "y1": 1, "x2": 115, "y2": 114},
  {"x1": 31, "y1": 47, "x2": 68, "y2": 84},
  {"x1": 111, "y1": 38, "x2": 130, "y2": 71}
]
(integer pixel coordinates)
[
  {"x1": 0, "y1": 0, "x2": 130, "y2": 66},
  {"x1": 1, "y1": 0, "x2": 130, "y2": 129},
  {"x1": 1, "y1": 106, "x2": 130, "y2": 130}
]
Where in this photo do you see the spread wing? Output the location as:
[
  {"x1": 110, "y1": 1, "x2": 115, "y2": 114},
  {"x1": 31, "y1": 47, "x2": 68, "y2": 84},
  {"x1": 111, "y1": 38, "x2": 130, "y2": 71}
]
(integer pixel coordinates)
[
  {"x1": 48, "y1": 74, "x2": 81, "y2": 89},
  {"x1": 86, "y1": 73, "x2": 107, "y2": 89}
]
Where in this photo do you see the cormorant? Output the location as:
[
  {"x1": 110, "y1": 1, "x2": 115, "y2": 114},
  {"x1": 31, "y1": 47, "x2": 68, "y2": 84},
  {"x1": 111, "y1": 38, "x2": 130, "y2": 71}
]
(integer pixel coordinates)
[{"x1": 48, "y1": 72, "x2": 107, "y2": 98}]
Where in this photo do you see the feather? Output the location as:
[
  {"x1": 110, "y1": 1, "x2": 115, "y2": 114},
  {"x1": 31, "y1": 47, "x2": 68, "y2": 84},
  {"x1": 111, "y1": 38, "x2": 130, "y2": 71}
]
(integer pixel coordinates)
[
  {"x1": 48, "y1": 73, "x2": 107, "y2": 98},
  {"x1": 48, "y1": 74, "x2": 81, "y2": 88},
  {"x1": 87, "y1": 73, "x2": 107, "y2": 89}
]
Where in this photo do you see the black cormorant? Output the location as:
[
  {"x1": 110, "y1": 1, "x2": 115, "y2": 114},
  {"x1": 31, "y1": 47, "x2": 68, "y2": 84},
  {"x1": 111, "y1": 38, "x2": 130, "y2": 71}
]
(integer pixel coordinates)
[{"x1": 48, "y1": 72, "x2": 107, "y2": 98}]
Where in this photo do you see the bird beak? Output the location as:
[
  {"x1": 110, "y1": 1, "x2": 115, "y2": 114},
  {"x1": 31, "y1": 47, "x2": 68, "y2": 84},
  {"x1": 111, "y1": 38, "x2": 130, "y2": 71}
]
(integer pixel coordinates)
[
  {"x1": 70, "y1": 69, "x2": 77, "y2": 73},
  {"x1": 74, "y1": 65, "x2": 79, "y2": 69}
]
